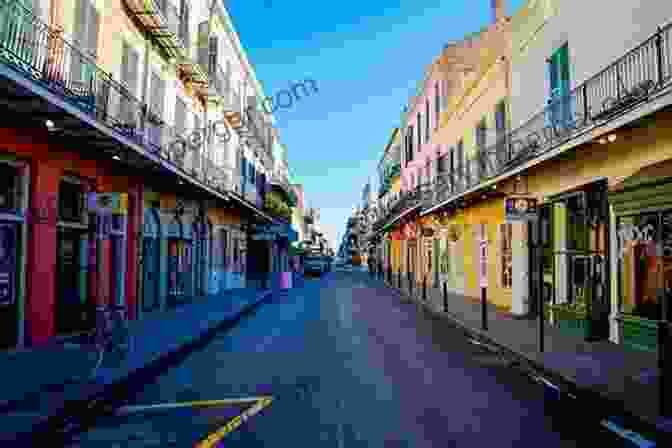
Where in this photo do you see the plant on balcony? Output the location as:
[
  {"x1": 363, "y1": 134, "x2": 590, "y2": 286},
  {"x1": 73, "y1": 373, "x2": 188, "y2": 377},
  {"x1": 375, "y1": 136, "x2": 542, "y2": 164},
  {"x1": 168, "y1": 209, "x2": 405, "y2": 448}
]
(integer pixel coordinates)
[{"x1": 264, "y1": 191, "x2": 291, "y2": 220}]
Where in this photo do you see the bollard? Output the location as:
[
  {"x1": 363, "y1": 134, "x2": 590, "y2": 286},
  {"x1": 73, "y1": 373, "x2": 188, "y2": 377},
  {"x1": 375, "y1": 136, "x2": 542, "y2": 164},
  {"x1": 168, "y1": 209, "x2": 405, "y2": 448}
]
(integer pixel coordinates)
[
  {"x1": 422, "y1": 275, "x2": 427, "y2": 302},
  {"x1": 659, "y1": 320, "x2": 670, "y2": 417},
  {"x1": 481, "y1": 287, "x2": 488, "y2": 331},
  {"x1": 443, "y1": 282, "x2": 448, "y2": 312}
]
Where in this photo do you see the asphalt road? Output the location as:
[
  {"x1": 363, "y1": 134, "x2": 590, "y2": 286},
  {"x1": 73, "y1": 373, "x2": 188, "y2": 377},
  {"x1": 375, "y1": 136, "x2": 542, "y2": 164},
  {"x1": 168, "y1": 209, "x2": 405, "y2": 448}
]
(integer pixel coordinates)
[{"x1": 64, "y1": 270, "x2": 612, "y2": 447}]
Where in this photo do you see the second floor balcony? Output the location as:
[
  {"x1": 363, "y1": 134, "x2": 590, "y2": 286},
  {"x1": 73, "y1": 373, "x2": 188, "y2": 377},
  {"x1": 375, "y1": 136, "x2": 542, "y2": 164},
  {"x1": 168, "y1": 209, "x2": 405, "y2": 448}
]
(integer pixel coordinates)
[
  {"x1": 123, "y1": 0, "x2": 206, "y2": 86},
  {"x1": 0, "y1": 0, "x2": 241, "y2": 202},
  {"x1": 423, "y1": 20, "x2": 672, "y2": 215}
]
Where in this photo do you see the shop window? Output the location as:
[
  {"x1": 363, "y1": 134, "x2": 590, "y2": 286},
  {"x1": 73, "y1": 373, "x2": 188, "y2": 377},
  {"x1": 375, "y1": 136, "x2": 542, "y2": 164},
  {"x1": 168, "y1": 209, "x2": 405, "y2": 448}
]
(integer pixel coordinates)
[
  {"x1": 618, "y1": 213, "x2": 666, "y2": 321},
  {"x1": 0, "y1": 164, "x2": 18, "y2": 211},
  {"x1": 58, "y1": 179, "x2": 85, "y2": 222},
  {"x1": 501, "y1": 223, "x2": 513, "y2": 289}
]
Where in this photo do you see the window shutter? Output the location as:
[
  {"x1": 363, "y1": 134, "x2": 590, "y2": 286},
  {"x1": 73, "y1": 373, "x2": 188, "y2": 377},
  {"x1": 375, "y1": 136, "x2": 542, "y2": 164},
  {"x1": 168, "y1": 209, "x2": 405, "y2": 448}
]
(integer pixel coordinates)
[
  {"x1": 70, "y1": 0, "x2": 86, "y2": 82},
  {"x1": 127, "y1": 48, "x2": 139, "y2": 95},
  {"x1": 416, "y1": 113, "x2": 421, "y2": 149},
  {"x1": 175, "y1": 98, "x2": 186, "y2": 135},
  {"x1": 425, "y1": 100, "x2": 430, "y2": 142},
  {"x1": 198, "y1": 20, "x2": 209, "y2": 72},
  {"x1": 559, "y1": 44, "x2": 570, "y2": 92},
  {"x1": 209, "y1": 36, "x2": 218, "y2": 76},
  {"x1": 88, "y1": 2, "x2": 99, "y2": 59},
  {"x1": 121, "y1": 42, "x2": 129, "y2": 87},
  {"x1": 434, "y1": 83, "x2": 440, "y2": 129}
]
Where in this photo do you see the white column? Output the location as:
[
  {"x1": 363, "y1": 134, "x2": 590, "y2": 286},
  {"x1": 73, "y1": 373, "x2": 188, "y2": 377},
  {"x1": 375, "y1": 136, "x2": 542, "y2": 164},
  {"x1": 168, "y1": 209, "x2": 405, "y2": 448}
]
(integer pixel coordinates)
[
  {"x1": 609, "y1": 205, "x2": 620, "y2": 344},
  {"x1": 511, "y1": 222, "x2": 529, "y2": 316},
  {"x1": 555, "y1": 203, "x2": 569, "y2": 304}
]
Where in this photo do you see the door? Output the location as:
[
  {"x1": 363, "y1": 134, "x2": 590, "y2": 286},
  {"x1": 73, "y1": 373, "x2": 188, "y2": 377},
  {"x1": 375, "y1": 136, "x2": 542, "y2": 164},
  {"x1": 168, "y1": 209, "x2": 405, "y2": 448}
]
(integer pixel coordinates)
[
  {"x1": 142, "y1": 237, "x2": 159, "y2": 311},
  {"x1": 545, "y1": 184, "x2": 610, "y2": 341},
  {"x1": 0, "y1": 223, "x2": 18, "y2": 349},
  {"x1": 55, "y1": 227, "x2": 86, "y2": 334}
]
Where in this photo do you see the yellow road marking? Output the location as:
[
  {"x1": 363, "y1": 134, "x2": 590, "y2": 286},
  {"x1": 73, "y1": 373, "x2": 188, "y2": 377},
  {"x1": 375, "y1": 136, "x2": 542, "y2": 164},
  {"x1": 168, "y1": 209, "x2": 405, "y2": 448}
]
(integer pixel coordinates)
[
  {"x1": 195, "y1": 396, "x2": 274, "y2": 448},
  {"x1": 115, "y1": 396, "x2": 273, "y2": 415}
]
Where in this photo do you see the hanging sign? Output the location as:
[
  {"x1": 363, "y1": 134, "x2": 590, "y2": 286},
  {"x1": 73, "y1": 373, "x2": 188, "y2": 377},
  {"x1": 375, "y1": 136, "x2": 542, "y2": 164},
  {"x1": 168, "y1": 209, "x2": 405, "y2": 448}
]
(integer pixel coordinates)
[
  {"x1": 0, "y1": 223, "x2": 16, "y2": 306},
  {"x1": 505, "y1": 197, "x2": 538, "y2": 222}
]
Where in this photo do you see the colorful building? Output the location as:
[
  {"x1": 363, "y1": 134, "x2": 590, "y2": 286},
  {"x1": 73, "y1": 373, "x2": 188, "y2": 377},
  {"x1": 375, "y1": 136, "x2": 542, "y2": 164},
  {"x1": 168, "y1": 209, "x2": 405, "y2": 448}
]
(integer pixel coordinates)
[{"x1": 0, "y1": 0, "x2": 297, "y2": 350}]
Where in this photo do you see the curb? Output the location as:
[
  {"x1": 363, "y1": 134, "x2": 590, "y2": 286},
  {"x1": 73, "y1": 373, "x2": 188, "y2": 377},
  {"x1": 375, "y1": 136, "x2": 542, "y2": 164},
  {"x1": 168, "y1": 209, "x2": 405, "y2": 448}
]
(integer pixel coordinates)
[
  {"x1": 8, "y1": 289, "x2": 277, "y2": 445},
  {"x1": 380, "y1": 280, "x2": 671, "y2": 445}
]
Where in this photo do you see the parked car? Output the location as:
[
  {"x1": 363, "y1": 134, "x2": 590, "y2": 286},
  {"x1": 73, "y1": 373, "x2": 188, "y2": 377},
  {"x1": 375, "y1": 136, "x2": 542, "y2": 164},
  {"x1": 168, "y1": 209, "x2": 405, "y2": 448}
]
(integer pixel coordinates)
[{"x1": 304, "y1": 255, "x2": 327, "y2": 275}]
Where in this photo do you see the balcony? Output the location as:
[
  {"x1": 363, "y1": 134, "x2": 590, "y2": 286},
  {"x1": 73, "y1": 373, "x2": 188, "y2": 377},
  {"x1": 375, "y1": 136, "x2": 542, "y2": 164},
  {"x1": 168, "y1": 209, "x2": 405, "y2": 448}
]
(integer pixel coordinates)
[
  {"x1": 122, "y1": 0, "x2": 206, "y2": 85},
  {"x1": 0, "y1": 0, "x2": 240, "y2": 204},
  {"x1": 423, "y1": 21, "x2": 672, "y2": 214}
]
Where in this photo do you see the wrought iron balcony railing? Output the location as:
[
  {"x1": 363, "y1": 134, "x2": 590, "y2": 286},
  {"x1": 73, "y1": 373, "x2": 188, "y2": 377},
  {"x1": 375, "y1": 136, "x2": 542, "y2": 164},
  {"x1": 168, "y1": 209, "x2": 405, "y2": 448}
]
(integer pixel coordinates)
[
  {"x1": 424, "y1": 22, "x2": 672, "y2": 213},
  {"x1": 0, "y1": 0, "x2": 237, "y2": 197}
]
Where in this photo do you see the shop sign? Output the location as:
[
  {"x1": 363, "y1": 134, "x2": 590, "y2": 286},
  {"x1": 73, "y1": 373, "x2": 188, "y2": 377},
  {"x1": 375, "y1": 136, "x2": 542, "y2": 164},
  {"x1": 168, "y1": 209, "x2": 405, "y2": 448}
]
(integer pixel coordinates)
[
  {"x1": 403, "y1": 222, "x2": 418, "y2": 240},
  {"x1": 505, "y1": 197, "x2": 538, "y2": 222},
  {"x1": 0, "y1": 223, "x2": 16, "y2": 305},
  {"x1": 479, "y1": 239, "x2": 488, "y2": 288},
  {"x1": 616, "y1": 222, "x2": 657, "y2": 260}
]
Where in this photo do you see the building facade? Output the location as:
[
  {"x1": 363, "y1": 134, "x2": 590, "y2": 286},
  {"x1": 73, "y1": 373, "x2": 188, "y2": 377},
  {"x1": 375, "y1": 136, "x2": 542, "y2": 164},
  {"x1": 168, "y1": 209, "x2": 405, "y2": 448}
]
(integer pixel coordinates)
[{"x1": 0, "y1": 0, "x2": 298, "y2": 349}]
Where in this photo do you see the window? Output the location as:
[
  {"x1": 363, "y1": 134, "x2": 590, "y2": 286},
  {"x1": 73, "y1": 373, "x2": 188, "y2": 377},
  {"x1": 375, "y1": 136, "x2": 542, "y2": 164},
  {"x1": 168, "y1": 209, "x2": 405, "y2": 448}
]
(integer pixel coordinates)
[
  {"x1": 0, "y1": 164, "x2": 18, "y2": 211},
  {"x1": 495, "y1": 100, "x2": 507, "y2": 162},
  {"x1": 175, "y1": 98, "x2": 187, "y2": 136},
  {"x1": 416, "y1": 113, "x2": 422, "y2": 149},
  {"x1": 179, "y1": 0, "x2": 190, "y2": 48},
  {"x1": 58, "y1": 179, "x2": 84, "y2": 222},
  {"x1": 501, "y1": 223, "x2": 513, "y2": 289},
  {"x1": 476, "y1": 118, "x2": 487, "y2": 177},
  {"x1": 71, "y1": 0, "x2": 99, "y2": 82},
  {"x1": 457, "y1": 139, "x2": 464, "y2": 186},
  {"x1": 548, "y1": 43, "x2": 571, "y2": 127},
  {"x1": 434, "y1": 82, "x2": 440, "y2": 129},
  {"x1": 407, "y1": 126, "x2": 414, "y2": 163},
  {"x1": 120, "y1": 42, "x2": 139, "y2": 124},
  {"x1": 425, "y1": 100, "x2": 430, "y2": 143}
]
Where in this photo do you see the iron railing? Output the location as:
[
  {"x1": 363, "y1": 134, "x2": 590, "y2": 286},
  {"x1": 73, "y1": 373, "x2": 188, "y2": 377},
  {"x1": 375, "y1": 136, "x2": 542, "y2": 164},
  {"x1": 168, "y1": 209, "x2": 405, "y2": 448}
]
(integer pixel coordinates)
[
  {"x1": 415, "y1": 22, "x2": 672, "y2": 214},
  {"x1": 0, "y1": 0, "x2": 240, "y2": 197}
]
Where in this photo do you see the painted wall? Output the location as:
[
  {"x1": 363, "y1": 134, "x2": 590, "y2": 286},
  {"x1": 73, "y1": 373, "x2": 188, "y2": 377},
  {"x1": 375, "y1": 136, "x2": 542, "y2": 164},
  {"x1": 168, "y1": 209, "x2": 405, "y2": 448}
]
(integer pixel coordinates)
[{"x1": 525, "y1": 111, "x2": 672, "y2": 200}]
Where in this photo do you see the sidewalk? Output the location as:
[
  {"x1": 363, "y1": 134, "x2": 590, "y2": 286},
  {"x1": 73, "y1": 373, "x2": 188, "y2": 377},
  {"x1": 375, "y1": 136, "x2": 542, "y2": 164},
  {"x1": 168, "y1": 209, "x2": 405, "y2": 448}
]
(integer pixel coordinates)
[
  {"x1": 371, "y1": 271, "x2": 671, "y2": 440},
  {"x1": 0, "y1": 287, "x2": 275, "y2": 442}
]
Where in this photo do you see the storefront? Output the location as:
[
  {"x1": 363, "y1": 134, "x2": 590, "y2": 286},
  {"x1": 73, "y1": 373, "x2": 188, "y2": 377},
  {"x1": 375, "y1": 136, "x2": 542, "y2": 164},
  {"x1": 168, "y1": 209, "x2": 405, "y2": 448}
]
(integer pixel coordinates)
[
  {"x1": 0, "y1": 156, "x2": 28, "y2": 349},
  {"x1": 610, "y1": 164, "x2": 672, "y2": 353},
  {"x1": 538, "y1": 180, "x2": 611, "y2": 341}
]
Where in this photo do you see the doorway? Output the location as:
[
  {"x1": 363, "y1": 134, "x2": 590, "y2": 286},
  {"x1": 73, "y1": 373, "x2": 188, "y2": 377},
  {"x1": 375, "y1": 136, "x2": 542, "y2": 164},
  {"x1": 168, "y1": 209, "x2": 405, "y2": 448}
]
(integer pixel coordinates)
[
  {"x1": 55, "y1": 226, "x2": 89, "y2": 335},
  {"x1": 534, "y1": 181, "x2": 610, "y2": 341},
  {"x1": 0, "y1": 222, "x2": 19, "y2": 349}
]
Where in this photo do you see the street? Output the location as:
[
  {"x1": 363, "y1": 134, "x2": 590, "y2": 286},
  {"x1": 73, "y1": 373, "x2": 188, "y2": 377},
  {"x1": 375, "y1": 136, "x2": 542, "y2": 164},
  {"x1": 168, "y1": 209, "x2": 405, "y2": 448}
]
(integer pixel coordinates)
[{"x1": 64, "y1": 271, "x2": 608, "y2": 447}]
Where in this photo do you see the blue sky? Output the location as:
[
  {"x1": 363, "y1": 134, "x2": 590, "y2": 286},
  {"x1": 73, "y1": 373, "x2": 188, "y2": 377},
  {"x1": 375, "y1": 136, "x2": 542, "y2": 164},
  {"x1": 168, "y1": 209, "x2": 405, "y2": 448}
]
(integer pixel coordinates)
[{"x1": 227, "y1": 0, "x2": 525, "y2": 249}]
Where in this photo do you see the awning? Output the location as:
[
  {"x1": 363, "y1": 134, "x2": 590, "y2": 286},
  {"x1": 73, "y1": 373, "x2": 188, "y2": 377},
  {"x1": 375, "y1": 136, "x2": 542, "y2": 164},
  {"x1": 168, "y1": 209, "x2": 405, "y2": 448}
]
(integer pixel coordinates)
[
  {"x1": 379, "y1": 203, "x2": 421, "y2": 234},
  {"x1": 227, "y1": 192, "x2": 273, "y2": 223}
]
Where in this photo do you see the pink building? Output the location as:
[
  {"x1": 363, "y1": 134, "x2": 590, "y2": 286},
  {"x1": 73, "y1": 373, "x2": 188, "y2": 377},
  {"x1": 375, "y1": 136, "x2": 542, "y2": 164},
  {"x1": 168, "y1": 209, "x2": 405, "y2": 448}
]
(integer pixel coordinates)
[{"x1": 400, "y1": 0, "x2": 511, "y2": 192}]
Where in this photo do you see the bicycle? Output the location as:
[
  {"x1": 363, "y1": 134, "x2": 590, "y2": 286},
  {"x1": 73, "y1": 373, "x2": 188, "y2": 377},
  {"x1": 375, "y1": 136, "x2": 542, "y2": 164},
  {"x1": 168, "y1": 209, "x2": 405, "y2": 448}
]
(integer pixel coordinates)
[{"x1": 83, "y1": 304, "x2": 132, "y2": 381}]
